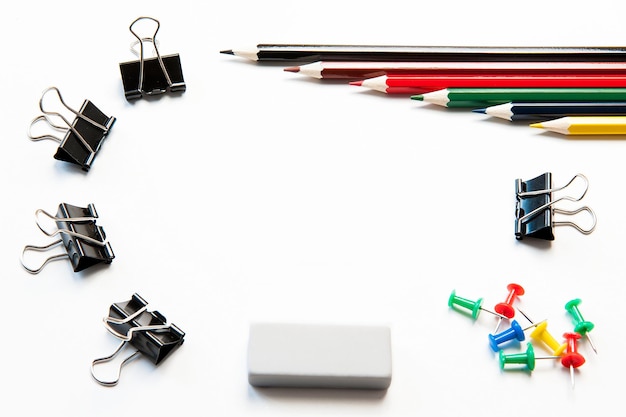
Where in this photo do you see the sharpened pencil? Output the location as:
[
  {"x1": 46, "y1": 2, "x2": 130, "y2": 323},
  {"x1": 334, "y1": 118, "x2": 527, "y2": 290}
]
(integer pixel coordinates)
[
  {"x1": 283, "y1": 61, "x2": 626, "y2": 80},
  {"x1": 220, "y1": 44, "x2": 626, "y2": 63},
  {"x1": 351, "y1": 74, "x2": 626, "y2": 95},
  {"x1": 531, "y1": 116, "x2": 626, "y2": 135},
  {"x1": 474, "y1": 102, "x2": 626, "y2": 122},
  {"x1": 412, "y1": 88, "x2": 626, "y2": 108}
]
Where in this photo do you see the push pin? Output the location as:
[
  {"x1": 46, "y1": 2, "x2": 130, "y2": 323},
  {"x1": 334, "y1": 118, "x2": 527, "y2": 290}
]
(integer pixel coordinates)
[
  {"x1": 499, "y1": 343, "x2": 560, "y2": 371},
  {"x1": 119, "y1": 16, "x2": 186, "y2": 100},
  {"x1": 493, "y1": 283, "x2": 525, "y2": 333},
  {"x1": 565, "y1": 298, "x2": 597, "y2": 354},
  {"x1": 488, "y1": 319, "x2": 541, "y2": 352},
  {"x1": 91, "y1": 293, "x2": 185, "y2": 386},
  {"x1": 529, "y1": 321, "x2": 567, "y2": 356},
  {"x1": 561, "y1": 332, "x2": 586, "y2": 388},
  {"x1": 448, "y1": 290, "x2": 508, "y2": 320}
]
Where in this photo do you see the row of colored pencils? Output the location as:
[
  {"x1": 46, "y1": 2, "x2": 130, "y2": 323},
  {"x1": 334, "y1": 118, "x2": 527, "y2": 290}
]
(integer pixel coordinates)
[{"x1": 222, "y1": 44, "x2": 626, "y2": 135}]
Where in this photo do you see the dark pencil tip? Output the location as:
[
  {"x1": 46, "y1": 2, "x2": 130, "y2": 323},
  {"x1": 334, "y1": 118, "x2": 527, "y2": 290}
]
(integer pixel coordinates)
[
  {"x1": 220, "y1": 49, "x2": 234, "y2": 55},
  {"x1": 284, "y1": 66, "x2": 300, "y2": 73},
  {"x1": 410, "y1": 95, "x2": 424, "y2": 101},
  {"x1": 472, "y1": 108, "x2": 487, "y2": 114}
]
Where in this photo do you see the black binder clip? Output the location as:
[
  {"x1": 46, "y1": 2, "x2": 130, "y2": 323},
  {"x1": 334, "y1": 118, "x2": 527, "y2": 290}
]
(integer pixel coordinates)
[
  {"x1": 27, "y1": 87, "x2": 115, "y2": 171},
  {"x1": 91, "y1": 293, "x2": 185, "y2": 386},
  {"x1": 515, "y1": 173, "x2": 597, "y2": 240},
  {"x1": 119, "y1": 16, "x2": 186, "y2": 100},
  {"x1": 21, "y1": 203, "x2": 114, "y2": 274}
]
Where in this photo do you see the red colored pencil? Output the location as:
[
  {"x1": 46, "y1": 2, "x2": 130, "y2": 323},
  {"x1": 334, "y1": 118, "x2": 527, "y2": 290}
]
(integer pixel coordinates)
[
  {"x1": 350, "y1": 74, "x2": 626, "y2": 95},
  {"x1": 284, "y1": 61, "x2": 626, "y2": 80}
]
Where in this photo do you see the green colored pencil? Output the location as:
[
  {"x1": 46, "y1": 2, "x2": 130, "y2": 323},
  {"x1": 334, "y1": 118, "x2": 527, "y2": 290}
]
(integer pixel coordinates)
[{"x1": 411, "y1": 87, "x2": 626, "y2": 108}]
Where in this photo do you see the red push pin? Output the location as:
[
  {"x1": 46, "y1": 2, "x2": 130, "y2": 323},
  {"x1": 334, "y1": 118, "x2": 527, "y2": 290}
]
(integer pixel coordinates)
[
  {"x1": 493, "y1": 283, "x2": 525, "y2": 333},
  {"x1": 561, "y1": 332, "x2": 586, "y2": 389}
]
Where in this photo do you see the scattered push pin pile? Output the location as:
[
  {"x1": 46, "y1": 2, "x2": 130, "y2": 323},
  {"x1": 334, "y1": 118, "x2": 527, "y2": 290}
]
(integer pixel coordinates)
[{"x1": 448, "y1": 284, "x2": 597, "y2": 388}]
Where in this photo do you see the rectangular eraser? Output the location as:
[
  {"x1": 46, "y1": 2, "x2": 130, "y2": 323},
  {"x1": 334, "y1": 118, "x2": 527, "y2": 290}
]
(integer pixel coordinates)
[{"x1": 247, "y1": 323, "x2": 392, "y2": 389}]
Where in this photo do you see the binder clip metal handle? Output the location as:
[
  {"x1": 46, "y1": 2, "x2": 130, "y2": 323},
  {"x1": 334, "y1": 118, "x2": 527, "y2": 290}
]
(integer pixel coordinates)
[
  {"x1": 91, "y1": 341, "x2": 141, "y2": 387},
  {"x1": 21, "y1": 240, "x2": 68, "y2": 274},
  {"x1": 553, "y1": 206, "x2": 597, "y2": 235},
  {"x1": 102, "y1": 305, "x2": 172, "y2": 341},
  {"x1": 516, "y1": 173, "x2": 588, "y2": 200},
  {"x1": 129, "y1": 16, "x2": 173, "y2": 95},
  {"x1": 39, "y1": 87, "x2": 110, "y2": 132},
  {"x1": 27, "y1": 114, "x2": 66, "y2": 144},
  {"x1": 33, "y1": 206, "x2": 107, "y2": 247}
]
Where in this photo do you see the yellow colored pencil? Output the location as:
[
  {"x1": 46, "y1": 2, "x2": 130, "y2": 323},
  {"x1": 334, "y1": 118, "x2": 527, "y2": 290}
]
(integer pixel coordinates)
[{"x1": 530, "y1": 116, "x2": 626, "y2": 135}]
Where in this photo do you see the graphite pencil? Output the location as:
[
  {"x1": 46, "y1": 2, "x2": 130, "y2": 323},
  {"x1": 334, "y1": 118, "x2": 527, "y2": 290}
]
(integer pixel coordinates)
[
  {"x1": 351, "y1": 74, "x2": 626, "y2": 95},
  {"x1": 220, "y1": 44, "x2": 626, "y2": 63},
  {"x1": 412, "y1": 88, "x2": 626, "y2": 108},
  {"x1": 474, "y1": 102, "x2": 626, "y2": 122},
  {"x1": 283, "y1": 61, "x2": 626, "y2": 80},
  {"x1": 530, "y1": 116, "x2": 626, "y2": 135}
]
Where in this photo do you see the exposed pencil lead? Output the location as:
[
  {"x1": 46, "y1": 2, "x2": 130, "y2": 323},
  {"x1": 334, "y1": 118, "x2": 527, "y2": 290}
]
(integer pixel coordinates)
[
  {"x1": 411, "y1": 95, "x2": 424, "y2": 101},
  {"x1": 283, "y1": 66, "x2": 300, "y2": 73},
  {"x1": 473, "y1": 108, "x2": 487, "y2": 114},
  {"x1": 220, "y1": 49, "x2": 234, "y2": 55},
  {"x1": 349, "y1": 81, "x2": 363, "y2": 86},
  {"x1": 529, "y1": 123, "x2": 543, "y2": 129}
]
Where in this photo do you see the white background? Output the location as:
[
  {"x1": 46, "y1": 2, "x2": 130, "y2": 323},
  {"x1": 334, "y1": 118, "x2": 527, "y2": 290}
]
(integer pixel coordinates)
[{"x1": 1, "y1": 1, "x2": 624, "y2": 415}]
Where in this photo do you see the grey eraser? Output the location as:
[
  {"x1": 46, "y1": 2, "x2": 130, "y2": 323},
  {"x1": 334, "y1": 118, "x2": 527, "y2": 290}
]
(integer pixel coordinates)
[{"x1": 247, "y1": 323, "x2": 392, "y2": 389}]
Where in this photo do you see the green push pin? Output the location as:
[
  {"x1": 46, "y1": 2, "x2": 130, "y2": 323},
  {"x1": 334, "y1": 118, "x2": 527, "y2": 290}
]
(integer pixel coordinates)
[
  {"x1": 500, "y1": 342, "x2": 536, "y2": 371},
  {"x1": 448, "y1": 290, "x2": 507, "y2": 320},
  {"x1": 499, "y1": 343, "x2": 559, "y2": 371},
  {"x1": 565, "y1": 298, "x2": 597, "y2": 354}
]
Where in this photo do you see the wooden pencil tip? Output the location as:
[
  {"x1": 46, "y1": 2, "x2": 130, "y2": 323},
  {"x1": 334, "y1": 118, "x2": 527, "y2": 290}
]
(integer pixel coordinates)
[
  {"x1": 284, "y1": 66, "x2": 300, "y2": 73},
  {"x1": 349, "y1": 81, "x2": 363, "y2": 86},
  {"x1": 220, "y1": 49, "x2": 234, "y2": 55},
  {"x1": 410, "y1": 95, "x2": 424, "y2": 101}
]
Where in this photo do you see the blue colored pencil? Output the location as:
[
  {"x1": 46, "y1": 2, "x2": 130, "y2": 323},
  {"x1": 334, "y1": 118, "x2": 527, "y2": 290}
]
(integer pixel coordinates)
[{"x1": 474, "y1": 101, "x2": 626, "y2": 122}]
